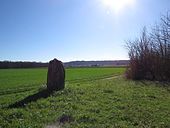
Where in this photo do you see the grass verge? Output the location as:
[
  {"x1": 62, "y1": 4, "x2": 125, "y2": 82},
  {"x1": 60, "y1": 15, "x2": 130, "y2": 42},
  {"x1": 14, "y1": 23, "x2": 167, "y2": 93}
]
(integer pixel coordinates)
[{"x1": 0, "y1": 77, "x2": 170, "y2": 128}]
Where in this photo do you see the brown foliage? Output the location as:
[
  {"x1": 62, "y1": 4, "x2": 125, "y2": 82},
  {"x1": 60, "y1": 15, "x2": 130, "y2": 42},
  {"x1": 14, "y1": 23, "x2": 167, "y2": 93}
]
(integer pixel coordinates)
[{"x1": 126, "y1": 12, "x2": 170, "y2": 81}]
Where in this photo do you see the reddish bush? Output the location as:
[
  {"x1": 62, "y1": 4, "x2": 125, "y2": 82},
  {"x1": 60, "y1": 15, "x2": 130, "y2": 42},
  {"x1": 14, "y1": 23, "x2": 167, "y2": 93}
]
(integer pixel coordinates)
[{"x1": 126, "y1": 13, "x2": 170, "y2": 81}]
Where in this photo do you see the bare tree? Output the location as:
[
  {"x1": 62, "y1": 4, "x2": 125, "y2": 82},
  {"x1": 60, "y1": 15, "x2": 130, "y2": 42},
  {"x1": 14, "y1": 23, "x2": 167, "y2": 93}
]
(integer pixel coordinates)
[{"x1": 126, "y1": 12, "x2": 170, "y2": 81}]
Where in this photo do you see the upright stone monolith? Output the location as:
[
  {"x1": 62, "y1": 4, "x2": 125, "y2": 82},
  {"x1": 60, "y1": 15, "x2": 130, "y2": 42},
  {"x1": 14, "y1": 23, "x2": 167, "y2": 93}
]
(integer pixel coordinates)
[{"x1": 47, "y1": 59, "x2": 65, "y2": 91}]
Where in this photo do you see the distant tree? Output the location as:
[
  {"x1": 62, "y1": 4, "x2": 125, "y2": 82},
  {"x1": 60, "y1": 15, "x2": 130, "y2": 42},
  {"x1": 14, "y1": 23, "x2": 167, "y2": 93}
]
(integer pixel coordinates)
[{"x1": 0, "y1": 61, "x2": 48, "y2": 69}]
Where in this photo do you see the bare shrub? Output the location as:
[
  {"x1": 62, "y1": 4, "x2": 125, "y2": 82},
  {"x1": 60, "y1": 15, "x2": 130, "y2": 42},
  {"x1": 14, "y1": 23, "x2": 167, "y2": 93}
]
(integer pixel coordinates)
[{"x1": 126, "y1": 12, "x2": 170, "y2": 81}]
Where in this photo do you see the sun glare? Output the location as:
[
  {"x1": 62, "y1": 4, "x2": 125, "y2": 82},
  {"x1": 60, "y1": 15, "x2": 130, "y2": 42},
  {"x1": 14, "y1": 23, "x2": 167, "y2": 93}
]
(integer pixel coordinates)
[{"x1": 101, "y1": 0, "x2": 135, "y2": 14}]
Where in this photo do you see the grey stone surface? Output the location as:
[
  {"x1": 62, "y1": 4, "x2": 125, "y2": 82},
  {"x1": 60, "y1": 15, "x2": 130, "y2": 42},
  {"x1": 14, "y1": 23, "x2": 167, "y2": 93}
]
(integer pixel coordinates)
[{"x1": 47, "y1": 59, "x2": 65, "y2": 91}]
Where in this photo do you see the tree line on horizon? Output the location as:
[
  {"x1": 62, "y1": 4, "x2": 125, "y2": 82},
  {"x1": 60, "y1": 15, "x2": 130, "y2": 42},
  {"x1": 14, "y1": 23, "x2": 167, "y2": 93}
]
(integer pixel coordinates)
[
  {"x1": 0, "y1": 60, "x2": 129, "y2": 69},
  {"x1": 0, "y1": 61, "x2": 48, "y2": 69},
  {"x1": 126, "y1": 12, "x2": 170, "y2": 81}
]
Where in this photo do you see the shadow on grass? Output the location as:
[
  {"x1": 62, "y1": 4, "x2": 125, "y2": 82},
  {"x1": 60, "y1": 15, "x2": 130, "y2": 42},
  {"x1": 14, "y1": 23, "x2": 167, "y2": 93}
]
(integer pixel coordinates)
[
  {"x1": 139, "y1": 80, "x2": 170, "y2": 86},
  {"x1": 8, "y1": 89, "x2": 55, "y2": 108},
  {"x1": 135, "y1": 80, "x2": 170, "y2": 92}
]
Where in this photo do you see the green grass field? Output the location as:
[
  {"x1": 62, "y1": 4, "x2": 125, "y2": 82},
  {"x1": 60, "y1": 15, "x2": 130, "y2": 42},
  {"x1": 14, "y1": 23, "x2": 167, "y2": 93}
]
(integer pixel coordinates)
[
  {"x1": 0, "y1": 67, "x2": 125, "y2": 96},
  {"x1": 0, "y1": 67, "x2": 170, "y2": 128}
]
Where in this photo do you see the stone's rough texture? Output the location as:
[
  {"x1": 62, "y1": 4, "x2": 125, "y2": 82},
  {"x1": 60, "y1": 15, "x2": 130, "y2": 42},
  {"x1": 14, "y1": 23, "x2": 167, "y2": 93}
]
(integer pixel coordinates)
[{"x1": 47, "y1": 59, "x2": 65, "y2": 91}]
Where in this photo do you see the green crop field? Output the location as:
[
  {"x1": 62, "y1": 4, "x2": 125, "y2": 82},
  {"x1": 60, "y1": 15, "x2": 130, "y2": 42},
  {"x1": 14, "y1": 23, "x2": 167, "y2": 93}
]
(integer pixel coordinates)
[
  {"x1": 0, "y1": 67, "x2": 124, "y2": 89},
  {"x1": 0, "y1": 67, "x2": 170, "y2": 128}
]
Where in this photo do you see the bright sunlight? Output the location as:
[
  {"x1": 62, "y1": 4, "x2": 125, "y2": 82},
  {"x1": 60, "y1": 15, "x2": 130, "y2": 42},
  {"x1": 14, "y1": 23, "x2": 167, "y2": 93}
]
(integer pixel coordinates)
[{"x1": 101, "y1": 0, "x2": 136, "y2": 14}]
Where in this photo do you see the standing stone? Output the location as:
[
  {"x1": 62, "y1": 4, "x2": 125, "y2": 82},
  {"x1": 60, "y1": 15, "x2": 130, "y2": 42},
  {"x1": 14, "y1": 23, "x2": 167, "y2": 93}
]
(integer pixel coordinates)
[{"x1": 47, "y1": 59, "x2": 65, "y2": 91}]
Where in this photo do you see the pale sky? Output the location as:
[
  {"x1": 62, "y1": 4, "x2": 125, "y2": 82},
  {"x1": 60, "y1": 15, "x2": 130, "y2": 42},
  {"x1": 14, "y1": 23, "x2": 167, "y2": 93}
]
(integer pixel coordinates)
[{"x1": 0, "y1": 0, "x2": 170, "y2": 62}]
